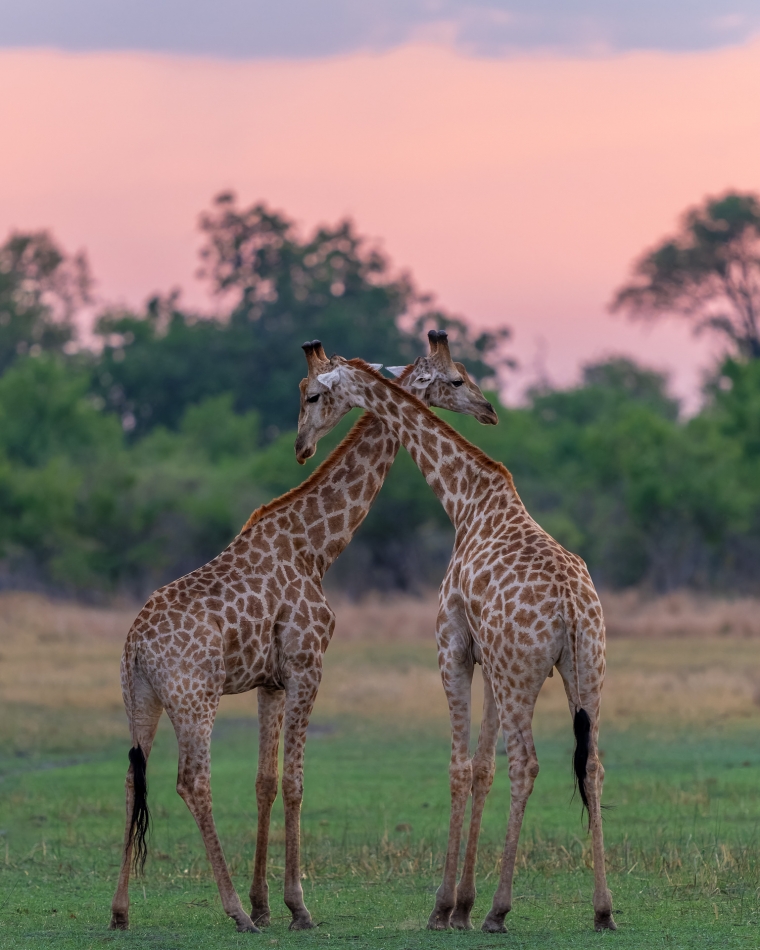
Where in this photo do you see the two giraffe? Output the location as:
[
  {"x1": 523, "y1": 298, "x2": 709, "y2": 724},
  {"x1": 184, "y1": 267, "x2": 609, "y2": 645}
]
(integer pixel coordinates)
[
  {"x1": 296, "y1": 351, "x2": 616, "y2": 933},
  {"x1": 109, "y1": 335, "x2": 497, "y2": 933}
]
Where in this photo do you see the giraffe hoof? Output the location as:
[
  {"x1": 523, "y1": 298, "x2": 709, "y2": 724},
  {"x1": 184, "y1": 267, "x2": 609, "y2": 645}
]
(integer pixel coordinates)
[
  {"x1": 481, "y1": 915, "x2": 508, "y2": 934},
  {"x1": 594, "y1": 911, "x2": 617, "y2": 931},
  {"x1": 289, "y1": 915, "x2": 315, "y2": 931},
  {"x1": 108, "y1": 913, "x2": 129, "y2": 931},
  {"x1": 235, "y1": 915, "x2": 261, "y2": 933},
  {"x1": 250, "y1": 905, "x2": 271, "y2": 928},
  {"x1": 451, "y1": 900, "x2": 474, "y2": 931},
  {"x1": 427, "y1": 906, "x2": 453, "y2": 930}
]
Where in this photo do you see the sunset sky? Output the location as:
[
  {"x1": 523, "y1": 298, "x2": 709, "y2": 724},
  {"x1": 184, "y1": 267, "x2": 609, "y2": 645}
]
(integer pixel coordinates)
[{"x1": 3, "y1": 4, "x2": 760, "y2": 406}]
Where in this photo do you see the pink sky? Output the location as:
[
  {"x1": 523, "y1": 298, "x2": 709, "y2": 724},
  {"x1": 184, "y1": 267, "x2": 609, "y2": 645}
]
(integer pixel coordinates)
[{"x1": 3, "y1": 41, "x2": 760, "y2": 405}]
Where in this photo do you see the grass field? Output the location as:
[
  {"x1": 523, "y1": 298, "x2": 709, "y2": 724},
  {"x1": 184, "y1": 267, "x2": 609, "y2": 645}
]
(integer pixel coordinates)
[{"x1": 2, "y1": 593, "x2": 760, "y2": 948}]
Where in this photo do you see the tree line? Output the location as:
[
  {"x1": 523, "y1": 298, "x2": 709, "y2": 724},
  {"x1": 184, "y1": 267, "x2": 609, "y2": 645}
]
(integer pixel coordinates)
[{"x1": 1, "y1": 191, "x2": 759, "y2": 597}]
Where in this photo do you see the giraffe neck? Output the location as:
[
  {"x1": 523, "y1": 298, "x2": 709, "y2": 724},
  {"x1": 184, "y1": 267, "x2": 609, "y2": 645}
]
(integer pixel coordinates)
[
  {"x1": 352, "y1": 368, "x2": 519, "y2": 529},
  {"x1": 243, "y1": 412, "x2": 398, "y2": 576}
]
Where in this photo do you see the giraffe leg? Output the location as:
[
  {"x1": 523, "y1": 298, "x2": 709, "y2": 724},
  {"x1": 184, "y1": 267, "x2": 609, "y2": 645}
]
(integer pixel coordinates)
[
  {"x1": 170, "y1": 701, "x2": 259, "y2": 933},
  {"x1": 427, "y1": 649, "x2": 474, "y2": 931},
  {"x1": 281, "y1": 668, "x2": 321, "y2": 930},
  {"x1": 555, "y1": 652, "x2": 616, "y2": 931},
  {"x1": 109, "y1": 674, "x2": 163, "y2": 931},
  {"x1": 588, "y1": 731, "x2": 616, "y2": 931},
  {"x1": 481, "y1": 710, "x2": 540, "y2": 934},
  {"x1": 450, "y1": 674, "x2": 500, "y2": 930},
  {"x1": 249, "y1": 686, "x2": 286, "y2": 928}
]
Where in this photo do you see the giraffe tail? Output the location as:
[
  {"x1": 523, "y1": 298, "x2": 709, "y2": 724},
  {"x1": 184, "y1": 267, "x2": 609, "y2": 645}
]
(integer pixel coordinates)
[
  {"x1": 122, "y1": 634, "x2": 151, "y2": 874},
  {"x1": 566, "y1": 599, "x2": 591, "y2": 823},
  {"x1": 572, "y1": 707, "x2": 591, "y2": 820},
  {"x1": 128, "y1": 744, "x2": 150, "y2": 874}
]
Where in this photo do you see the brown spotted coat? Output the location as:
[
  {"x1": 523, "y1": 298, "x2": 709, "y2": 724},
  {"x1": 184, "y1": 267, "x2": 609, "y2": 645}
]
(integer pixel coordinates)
[
  {"x1": 109, "y1": 336, "x2": 497, "y2": 934},
  {"x1": 295, "y1": 356, "x2": 616, "y2": 934}
]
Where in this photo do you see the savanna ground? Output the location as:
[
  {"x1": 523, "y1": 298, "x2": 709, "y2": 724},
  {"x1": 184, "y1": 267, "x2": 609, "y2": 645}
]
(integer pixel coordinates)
[{"x1": 2, "y1": 592, "x2": 760, "y2": 948}]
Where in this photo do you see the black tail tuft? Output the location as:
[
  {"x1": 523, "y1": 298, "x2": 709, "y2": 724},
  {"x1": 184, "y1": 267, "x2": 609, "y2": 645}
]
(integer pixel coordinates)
[
  {"x1": 128, "y1": 745, "x2": 150, "y2": 875},
  {"x1": 572, "y1": 708, "x2": 591, "y2": 821}
]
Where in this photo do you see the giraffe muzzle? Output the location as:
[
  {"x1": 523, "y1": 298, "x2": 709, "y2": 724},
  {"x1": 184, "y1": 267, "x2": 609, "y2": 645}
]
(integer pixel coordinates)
[
  {"x1": 294, "y1": 434, "x2": 316, "y2": 464},
  {"x1": 479, "y1": 402, "x2": 499, "y2": 425}
]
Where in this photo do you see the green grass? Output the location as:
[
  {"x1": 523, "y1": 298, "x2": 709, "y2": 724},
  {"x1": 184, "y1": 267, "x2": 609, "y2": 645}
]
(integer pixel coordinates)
[{"x1": 2, "y1": 713, "x2": 760, "y2": 949}]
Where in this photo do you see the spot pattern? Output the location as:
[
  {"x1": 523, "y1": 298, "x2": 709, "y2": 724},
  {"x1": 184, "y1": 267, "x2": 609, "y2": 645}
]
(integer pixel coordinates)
[
  {"x1": 295, "y1": 360, "x2": 617, "y2": 935},
  {"x1": 109, "y1": 338, "x2": 496, "y2": 935}
]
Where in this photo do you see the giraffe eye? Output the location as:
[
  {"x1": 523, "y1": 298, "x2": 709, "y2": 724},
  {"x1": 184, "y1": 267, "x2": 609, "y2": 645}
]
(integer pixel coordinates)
[
  {"x1": 307, "y1": 393, "x2": 320, "y2": 403},
  {"x1": 451, "y1": 379, "x2": 464, "y2": 387}
]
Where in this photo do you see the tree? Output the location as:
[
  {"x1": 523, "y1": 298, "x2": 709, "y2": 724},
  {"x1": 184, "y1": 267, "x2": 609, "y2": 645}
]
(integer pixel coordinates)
[
  {"x1": 0, "y1": 355, "x2": 128, "y2": 589},
  {"x1": 704, "y1": 357, "x2": 760, "y2": 462},
  {"x1": 92, "y1": 296, "x2": 231, "y2": 438},
  {"x1": 0, "y1": 354, "x2": 120, "y2": 467},
  {"x1": 529, "y1": 357, "x2": 680, "y2": 428},
  {"x1": 93, "y1": 193, "x2": 513, "y2": 439},
  {"x1": 0, "y1": 230, "x2": 91, "y2": 373},
  {"x1": 610, "y1": 192, "x2": 760, "y2": 359},
  {"x1": 197, "y1": 192, "x2": 514, "y2": 380}
]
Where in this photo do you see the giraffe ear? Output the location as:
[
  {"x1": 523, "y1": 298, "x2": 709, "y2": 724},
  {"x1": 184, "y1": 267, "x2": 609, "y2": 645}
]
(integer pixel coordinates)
[
  {"x1": 317, "y1": 368, "x2": 342, "y2": 390},
  {"x1": 411, "y1": 371, "x2": 434, "y2": 390},
  {"x1": 386, "y1": 366, "x2": 407, "y2": 378}
]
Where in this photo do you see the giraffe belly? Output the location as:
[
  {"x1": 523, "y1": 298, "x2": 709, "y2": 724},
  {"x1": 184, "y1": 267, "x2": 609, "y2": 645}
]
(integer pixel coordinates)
[{"x1": 222, "y1": 619, "x2": 281, "y2": 694}]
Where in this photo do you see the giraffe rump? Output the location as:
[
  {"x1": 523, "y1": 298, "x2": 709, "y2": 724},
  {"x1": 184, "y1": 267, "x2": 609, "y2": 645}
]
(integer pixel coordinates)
[
  {"x1": 128, "y1": 744, "x2": 150, "y2": 874},
  {"x1": 572, "y1": 707, "x2": 592, "y2": 819}
]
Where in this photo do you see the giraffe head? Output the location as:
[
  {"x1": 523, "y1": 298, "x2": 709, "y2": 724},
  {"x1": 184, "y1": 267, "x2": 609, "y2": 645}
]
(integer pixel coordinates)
[
  {"x1": 388, "y1": 330, "x2": 498, "y2": 426},
  {"x1": 295, "y1": 331, "x2": 497, "y2": 463},
  {"x1": 296, "y1": 340, "x2": 345, "y2": 458}
]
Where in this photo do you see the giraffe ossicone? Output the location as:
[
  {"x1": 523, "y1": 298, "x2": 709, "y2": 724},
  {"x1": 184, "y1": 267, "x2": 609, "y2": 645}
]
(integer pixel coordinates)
[
  {"x1": 295, "y1": 353, "x2": 617, "y2": 934},
  {"x1": 109, "y1": 331, "x2": 496, "y2": 935}
]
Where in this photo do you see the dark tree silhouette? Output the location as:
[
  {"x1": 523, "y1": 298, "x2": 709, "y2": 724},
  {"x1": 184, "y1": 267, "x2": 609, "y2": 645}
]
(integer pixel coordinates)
[
  {"x1": 611, "y1": 192, "x2": 760, "y2": 359},
  {"x1": 0, "y1": 230, "x2": 91, "y2": 372}
]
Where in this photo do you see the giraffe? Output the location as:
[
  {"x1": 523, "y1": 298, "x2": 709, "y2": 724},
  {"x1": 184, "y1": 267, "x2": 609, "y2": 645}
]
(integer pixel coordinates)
[
  {"x1": 109, "y1": 334, "x2": 497, "y2": 935},
  {"x1": 295, "y1": 347, "x2": 617, "y2": 934}
]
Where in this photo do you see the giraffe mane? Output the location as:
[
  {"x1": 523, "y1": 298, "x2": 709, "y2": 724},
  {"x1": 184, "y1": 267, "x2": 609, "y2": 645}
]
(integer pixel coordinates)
[
  {"x1": 344, "y1": 358, "x2": 517, "y2": 491},
  {"x1": 240, "y1": 362, "x2": 417, "y2": 534},
  {"x1": 241, "y1": 414, "x2": 377, "y2": 532},
  {"x1": 241, "y1": 357, "x2": 513, "y2": 536}
]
